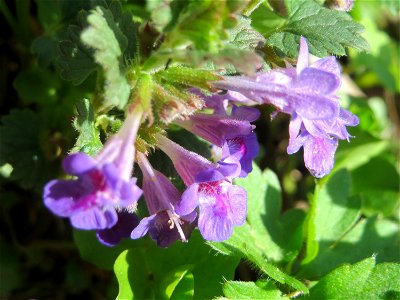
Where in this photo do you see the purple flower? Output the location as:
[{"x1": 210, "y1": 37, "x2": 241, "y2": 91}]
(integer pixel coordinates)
[
  {"x1": 174, "y1": 106, "x2": 260, "y2": 177},
  {"x1": 43, "y1": 105, "x2": 143, "y2": 233},
  {"x1": 156, "y1": 134, "x2": 246, "y2": 241},
  {"x1": 156, "y1": 134, "x2": 239, "y2": 186},
  {"x1": 214, "y1": 52, "x2": 340, "y2": 120},
  {"x1": 190, "y1": 89, "x2": 257, "y2": 114},
  {"x1": 176, "y1": 169, "x2": 247, "y2": 241},
  {"x1": 131, "y1": 153, "x2": 196, "y2": 247},
  {"x1": 288, "y1": 108, "x2": 358, "y2": 177},
  {"x1": 300, "y1": 108, "x2": 360, "y2": 141},
  {"x1": 221, "y1": 133, "x2": 259, "y2": 177},
  {"x1": 97, "y1": 211, "x2": 139, "y2": 247},
  {"x1": 213, "y1": 37, "x2": 359, "y2": 177},
  {"x1": 287, "y1": 129, "x2": 338, "y2": 178},
  {"x1": 285, "y1": 39, "x2": 359, "y2": 177}
]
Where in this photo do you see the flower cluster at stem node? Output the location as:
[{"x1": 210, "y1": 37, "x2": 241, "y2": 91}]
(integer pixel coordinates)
[{"x1": 43, "y1": 37, "x2": 359, "y2": 247}]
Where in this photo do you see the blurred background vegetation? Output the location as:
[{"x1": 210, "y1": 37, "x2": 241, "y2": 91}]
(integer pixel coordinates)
[{"x1": 0, "y1": 0, "x2": 398, "y2": 299}]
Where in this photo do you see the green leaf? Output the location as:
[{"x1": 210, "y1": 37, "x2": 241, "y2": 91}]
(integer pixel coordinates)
[
  {"x1": 265, "y1": 0, "x2": 369, "y2": 57},
  {"x1": 360, "y1": 190, "x2": 399, "y2": 219},
  {"x1": 333, "y1": 132, "x2": 389, "y2": 173},
  {"x1": 163, "y1": 1, "x2": 230, "y2": 52},
  {"x1": 59, "y1": 0, "x2": 96, "y2": 22},
  {"x1": 106, "y1": 1, "x2": 139, "y2": 61},
  {"x1": 57, "y1": 15, "x2": 98, "y2": 85},
  {"x1": 0, "y1": 110, "x2": 59, "y2": 190},
  {"x1": 223, "y1": 280, "x2": 288, "y2": 299},
  {"x1": 345, "y1": 97, "x2": 388, "y2": 136},
  {"x1": 352, "y1": 157, "x2": 400, "y2": 217},
  {"x1": 209, "y1": 165, "x2": 308, "y2": 293},
  {"x1": 114, "y1": 231, "x2": 239, "y2": 300},
  {"x1": 350, "y1": 5, "x2": 399, "y2": 92},
  {"x1": 228, "y1": 165, "x2": 305, "y2": 263},
  {"x1": 249, "y1": 3, "x2": 287, "y2": 38},
  {"x1": 71, "y1": 99, "x2": 103, "y2": 156},
  {"x1": 81, "y1": 6, "x2": 131, "y2": 110},
  {"x1": 227, "y1": 16, "x2": 265, "y2": 50},
  {"x1": 13, "y1": 68, "x2": 60, "y2": 105},
  {"x1": 160, "y1": 265, "x2": 194, "y2": 300},
  {"x1": 303, "y1": 257, "x2": 400, "y2": 299},
  {"x1": 31, "y1": 36, "x2": 59, "y2": 68},
  {"x1": 57, "y1": 2, "x2": 138, "y2": 86},
  {"x1": 302, "y1": 169, "x2": 361, "y2": 264},
  {"x1": 73, "y1": 229, "x2": 131, "y2": 270},
  {"x1": 264, "y1": 32, "x2": 299, "y2": 57},
  {"x1": 299, "y1": 216, "x2": 399, "y2": 279}
]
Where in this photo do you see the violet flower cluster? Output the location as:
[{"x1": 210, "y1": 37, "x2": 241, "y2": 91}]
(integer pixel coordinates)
[
  {"x1": 214, "y1": 37, "x2": 359, "y2": 177},
  {"x1": 43, "y1": 37, "x2": 359, "y2": 248}
]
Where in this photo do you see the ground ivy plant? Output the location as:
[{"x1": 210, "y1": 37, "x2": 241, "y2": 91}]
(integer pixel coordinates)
[{"x1": 1, "y1": 0, "x2": 399, "y2": 299}]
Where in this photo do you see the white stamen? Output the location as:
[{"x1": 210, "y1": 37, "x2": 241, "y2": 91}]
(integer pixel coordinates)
[{"x1": 166, "y1": 209, "x2": 187, "y2": 243}]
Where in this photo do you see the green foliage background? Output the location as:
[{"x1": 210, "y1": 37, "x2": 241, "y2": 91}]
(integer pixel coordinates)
[{"x1": 0, "y1": 0, "x2": 399, "y2": 299}]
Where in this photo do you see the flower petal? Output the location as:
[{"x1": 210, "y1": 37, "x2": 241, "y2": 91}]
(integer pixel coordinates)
[
  {"x1": 310, "y1": 56, "x2": 341, "y2": 80},
  {"x1": 217, "y1": 160, "x2": 241, "y2": 179},
  {"x1": 339, "y1": 108, "x2": 359, "y2": 126},
  {"x1": 297, "y1": 36, "x2": 309, "y2": 74},
  {"x1": 102, "y1": 163, "x2": 120, "y2": 189},
  {"x1": 231, "y1": 106, "x2": 260, "y2": 122},
  {"x1": 43, "y1": 179, "x2": 83, "y2": 217},
  {"x1": 154, "y1": 169, "x2": 184, "y2": 208},
  {"x1": 195, "y1": 168, "x2": 225, "y2": 183},
  {"x1": 176, "y1": 184, "x2": 200, "y2": 216},
  {"x1": 70, "y1": 207, "x2": 118, "y2": 230},
  {"x1": 147, "y1": 212, "x2": 196, "y2": 248},
  {"x1": 96, "y1": 211, "x2": 139, "y2": 247},
  {"x1": 198, "y1": 200, "x2": 233, "y2": 241},
  {"x1": 293, "y1": 94, "x2": 339, "y2": 120},
  {"x1": 288, "y1": 112, "x2": 302, "y2": 140},
  {"x1": 303, "y1": 136, "x2": 338, "y2": 178},
  {"x1": 287, "y1": 132, "x2": 308, "y2": 154},
  {"x1": 222, "y1": 133, "x2": 259, "y2": 178},
  {"x1": 130, "y1": 214, "x2": 157, "y2": 239},
  {"x1": 227, "y1": 185, "x2": 247, "y2": 226},
  {"x1": 62, "y1": 153, "x2": 97, "y2": 176},
  {"x1": 226, "y1": 91, "x2": 254, "y2": 104},
  {"x1": 294, "y1": 68, "x2": 340, "y2": 95},
  {"x1": 118, "y1": 178, "x2": 143, "y2": 208}
]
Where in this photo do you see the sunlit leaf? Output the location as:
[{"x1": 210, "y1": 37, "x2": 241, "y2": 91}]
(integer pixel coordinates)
[
  {"x1": 264, "y1": 0, "x2": 369, "y2": 57},
  {"x1": 303, "y1": 257, "x2": 400, "y2": 299},
  {"x1": 114, "y1": 231, "x2": 239, "y2": 299},
  {"x1": 81, "y1": 7, "x2": 130, "y2": 110},
  {"x1": 223, "y1": 280, "x2": 288, "y2": 299}
]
